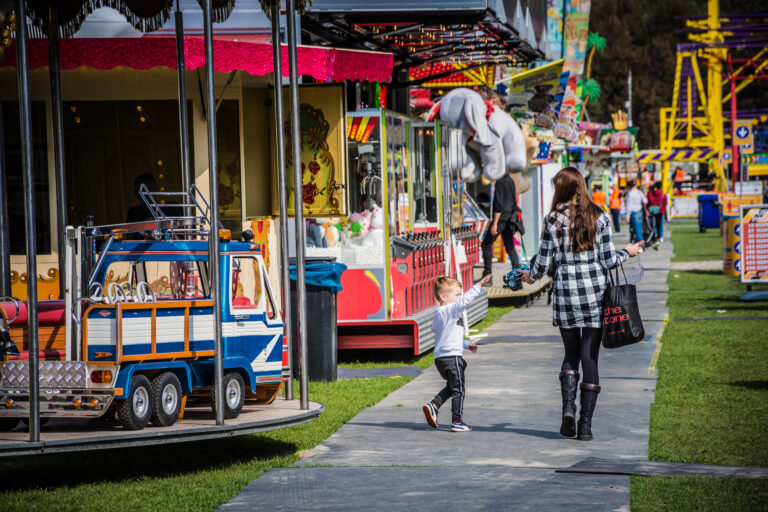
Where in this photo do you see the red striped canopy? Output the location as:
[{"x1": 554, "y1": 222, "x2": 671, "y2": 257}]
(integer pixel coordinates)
[{"x1": 2, "y1": 37, "x2": 393, "y2": 83}]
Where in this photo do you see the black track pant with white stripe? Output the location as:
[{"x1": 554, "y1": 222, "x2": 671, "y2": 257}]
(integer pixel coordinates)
[{"x1": 432, "y1": 356, "x2": 467, "y2": 424}]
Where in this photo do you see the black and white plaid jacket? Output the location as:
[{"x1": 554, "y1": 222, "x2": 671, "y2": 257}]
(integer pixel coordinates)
[{"x1": 529, "y1": 204, "x2": 628, "y2": 328}]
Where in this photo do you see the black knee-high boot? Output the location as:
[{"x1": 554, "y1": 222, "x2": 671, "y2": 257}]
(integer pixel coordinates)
[
  {"x1": 559, "y1": 370, "x2": 579, "y2": 437},
  {"x1": 577, "y1": 383, "x2": 601, "y2": 441}
]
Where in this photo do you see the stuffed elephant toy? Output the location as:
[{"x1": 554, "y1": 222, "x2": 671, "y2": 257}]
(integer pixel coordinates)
[
  {"x1": 428, "y1": 88, "x2": 537, "y2": 193},
  {"x1": 428, "y1": 88, "x2": 505, "y2": 182}
]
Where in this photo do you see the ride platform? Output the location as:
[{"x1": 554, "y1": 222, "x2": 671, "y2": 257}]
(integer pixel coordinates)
[
  {"x1": 473, "y1": 264, "x2": 552, "y2": 302},
  {"x1": 0, "y1": 398, "x2": 322, "y2": 457}
]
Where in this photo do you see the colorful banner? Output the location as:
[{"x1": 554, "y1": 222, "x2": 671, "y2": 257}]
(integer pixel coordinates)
[
  {"x1": 741, "y1": 205, "x2": 768, "y2": 282},
  {"x1": 531, "y1": 141, "x2": 553, "y2": 164},
  {"x1": 554, "y1": 0, "x2": 591, "y2": 142},
  {"x1": 547, "y1": 0, "x2": 564, "y2": 60}
]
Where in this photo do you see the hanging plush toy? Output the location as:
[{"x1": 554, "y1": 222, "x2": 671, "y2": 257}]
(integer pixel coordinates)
[
  {"x1": 428, "y1": 88, "x2": 538, "y2": 189},
  {"x1": 428, "y1": 88, "x2": 505, "y2": 182}
]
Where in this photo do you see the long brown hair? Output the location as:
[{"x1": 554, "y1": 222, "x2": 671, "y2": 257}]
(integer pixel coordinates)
[{"x1": 550, "y1": 167, "x2": 603, "y2": 252}]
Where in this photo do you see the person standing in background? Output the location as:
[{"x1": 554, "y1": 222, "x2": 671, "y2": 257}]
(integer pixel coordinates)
[
  {"x1": 646, "y1": 181, "x2": 668, "y2": 248},
  {"x1": 625, "y1": 180, "x2": 647, "y2": 244},
  {"x1": 481, "y1": 172, "x2": 522, "y2": 280},
  {"x1": 673, "y1": 167, "x2": 686, "y2": 194},
  {"x1": 609, "y1": 185, "x2": 622, "y2": 233},
  {"x1": 591, "y1": 185, "x2": 606, "y2": 211}
]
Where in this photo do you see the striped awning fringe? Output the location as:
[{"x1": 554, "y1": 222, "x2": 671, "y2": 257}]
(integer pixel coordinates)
[{"x1": 636, "y1": 148, "x2": 718, "y2": 164}]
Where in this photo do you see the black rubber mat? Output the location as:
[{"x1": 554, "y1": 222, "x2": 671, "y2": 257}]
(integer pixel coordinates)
[{"x1": 557, "y1": 457, "x2": 768, "y2": 479}]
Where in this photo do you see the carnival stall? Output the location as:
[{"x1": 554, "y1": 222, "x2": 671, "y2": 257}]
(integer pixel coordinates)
[{"x1": 294, "y1": 109, "x2": 486, "y2": 355}]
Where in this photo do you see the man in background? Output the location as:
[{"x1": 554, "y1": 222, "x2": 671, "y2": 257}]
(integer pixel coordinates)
[{"x1": 481, "y1": 171, "x2": 522, "y2": 282}]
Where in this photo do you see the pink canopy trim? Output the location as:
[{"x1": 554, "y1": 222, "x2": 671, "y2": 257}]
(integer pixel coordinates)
[{"x1": 2, "y1": 37, "x2": 393, "y2": 83}]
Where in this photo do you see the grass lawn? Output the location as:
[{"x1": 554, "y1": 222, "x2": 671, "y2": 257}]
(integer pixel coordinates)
[
  {"x1": 668, "y1": 222, "x2": 722, "y2": 262},
  {"x1": 0, "y1": 377, "x2": 411, "y2": 512},
  {"x1": 631, "y1": 223, "x2": 768, "y2": 511}
]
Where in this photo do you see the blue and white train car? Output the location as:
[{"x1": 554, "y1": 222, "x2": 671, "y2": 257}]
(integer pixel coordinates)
[{"x1": 1, "y1": 237, "x2": 289, "y2": 431}]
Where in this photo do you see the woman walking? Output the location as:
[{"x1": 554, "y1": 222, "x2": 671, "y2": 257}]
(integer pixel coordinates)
[
  {"x1": 521, "y1": 168, "x2": 641, "y2": 440},
  {"x1": 646, "y1": 181, "x2": 668, "y2": 248}
]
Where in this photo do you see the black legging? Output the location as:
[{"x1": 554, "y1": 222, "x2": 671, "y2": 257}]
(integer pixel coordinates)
[{"x1": 559, "y1": 327, "x2": 602, "y2": 385}]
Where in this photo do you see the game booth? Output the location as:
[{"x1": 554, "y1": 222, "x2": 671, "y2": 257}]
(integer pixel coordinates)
[{"x1": 290, "y1": 108, "x2": 488, "y2": 355}]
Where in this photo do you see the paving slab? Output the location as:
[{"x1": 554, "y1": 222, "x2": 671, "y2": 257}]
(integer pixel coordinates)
[
  {"x1": 220, "y1": 231, "x2": 670, "y2": 511},
  {"x1": 221, "y1": 467, "x2": 630, "y2": 512}
]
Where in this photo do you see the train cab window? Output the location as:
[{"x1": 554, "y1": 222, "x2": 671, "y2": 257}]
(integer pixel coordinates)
[{"x1": 231, "y1": 257, "x2": 263, "y2": 309}]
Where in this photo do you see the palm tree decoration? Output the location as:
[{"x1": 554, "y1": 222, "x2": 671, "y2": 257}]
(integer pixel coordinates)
[
  {"x1": 581, "y1": 32, "x2": 607, "y2": 115},
  {"x1": 585, "y1": 32, "x2": 607, "y2": 80},
  {"x1": 579, "y1": 78, "x2": 601, "y2": 104}
]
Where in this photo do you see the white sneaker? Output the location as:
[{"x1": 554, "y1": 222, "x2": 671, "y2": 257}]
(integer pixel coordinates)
[{"x1": 423, "y1": 403, "x2": 438, "y2": 428}]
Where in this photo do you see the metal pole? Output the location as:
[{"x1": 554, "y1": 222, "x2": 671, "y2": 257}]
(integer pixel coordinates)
[
  {"x1": 175, "y1": 2, "x2": 192, "y2": 207},
  {"x1": 271, "y1": 3, "x2": 294, "y2": 400},
  {"x1": 16, "y1": 0, "x2": 41, "y2": 442},
  {"x1": 730, "y1": 66, "x2": 739, "y2": 187},
  {"x1": 202, "y1": 0, "x2": 225, "y2": 425},
  {"x1": 0, "y1": 101, "x2": 11, "y2": 297},
  {"x1": 286, "y1": 0, "x2": 309, "y2": 410},
  {"x1": 47, "y1": 7, "x2": 67, "y2": 299},
  {"x1": 627, "y1": 70, "x2": 632, "y2": 127}
]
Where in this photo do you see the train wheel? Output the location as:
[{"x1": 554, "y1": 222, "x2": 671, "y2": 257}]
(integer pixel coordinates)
[
  {"x1": 210, "y1": 372, "x2": 245, "y2": 419},
  {"x1": 150, "y1": 372, "x2": 182, "y2": 427},
  {"x1": 118, "y1": 374, "x2": 153, "y2": 430},
  {"x1": 0, "y1": 417, "x2": 19, "y2": 431}
]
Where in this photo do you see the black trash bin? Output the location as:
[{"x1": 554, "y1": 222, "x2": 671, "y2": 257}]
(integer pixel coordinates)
[{"x1": 288, "y1": 257, "x2": 346, "y2": 382}]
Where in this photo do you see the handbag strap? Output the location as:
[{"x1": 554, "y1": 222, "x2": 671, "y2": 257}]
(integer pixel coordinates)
[{"x1": 608, "y1": 261, "x2": 628, "y2": 286}]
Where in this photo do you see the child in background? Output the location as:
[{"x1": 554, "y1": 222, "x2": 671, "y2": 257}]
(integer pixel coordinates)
[{"x1": 423, "y1": 274, "x2": 492, "y2": 432}]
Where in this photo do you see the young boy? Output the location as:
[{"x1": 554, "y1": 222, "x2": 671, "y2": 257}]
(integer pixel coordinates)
[{"x1": 423, "y1": 274, "x2": 492, "y2": 432}]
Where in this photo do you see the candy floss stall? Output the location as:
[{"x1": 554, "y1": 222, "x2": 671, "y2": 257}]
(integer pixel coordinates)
[{"x1": 305, "y1": 109, "x2": 488, "y2": 354}]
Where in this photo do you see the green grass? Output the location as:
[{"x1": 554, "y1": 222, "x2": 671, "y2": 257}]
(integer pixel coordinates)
[
  {"x1": 632, "y1": 225, "x2": 768, "y2": 510},
  {"x1": 648, "y1": 320, "x2": 768, "y2": 466},
  {"x1": 0, "y1": 377, "x2": 411, "y2": 512},
  {"x1": 631, "y1": 476, "x2": 768, "y2": 511},
  {"x1": 669, "y1": 222, "x2": 723, "y2": 262}
]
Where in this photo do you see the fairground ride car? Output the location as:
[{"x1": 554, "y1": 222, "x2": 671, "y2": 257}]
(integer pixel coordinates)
[{"x1": 0, "y1": 187, "x2": 288, "y2": 430}]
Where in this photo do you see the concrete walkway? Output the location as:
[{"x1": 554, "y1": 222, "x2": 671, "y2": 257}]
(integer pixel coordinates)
[{"x1": 220, "y1": 232, "x2": 671, "y2": 512}]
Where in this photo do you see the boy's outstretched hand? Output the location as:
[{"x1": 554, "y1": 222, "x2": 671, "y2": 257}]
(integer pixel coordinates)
[
  {"x1": 469, "y1": 342, "x2": 478, "y2": 353},
  {"x1": 478, "y1": 274, "x2": 492, "y2": 287}
]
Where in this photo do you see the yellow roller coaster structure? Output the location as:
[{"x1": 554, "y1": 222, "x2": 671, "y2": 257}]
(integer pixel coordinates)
[{"x1": 658, "y1": 0, "x2": 728, "y2": 195}]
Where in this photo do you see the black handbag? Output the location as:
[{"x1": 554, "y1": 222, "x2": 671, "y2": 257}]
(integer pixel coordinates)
[{"x1": 601, "y1": 264, "x2": 645, "y2": 348}]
